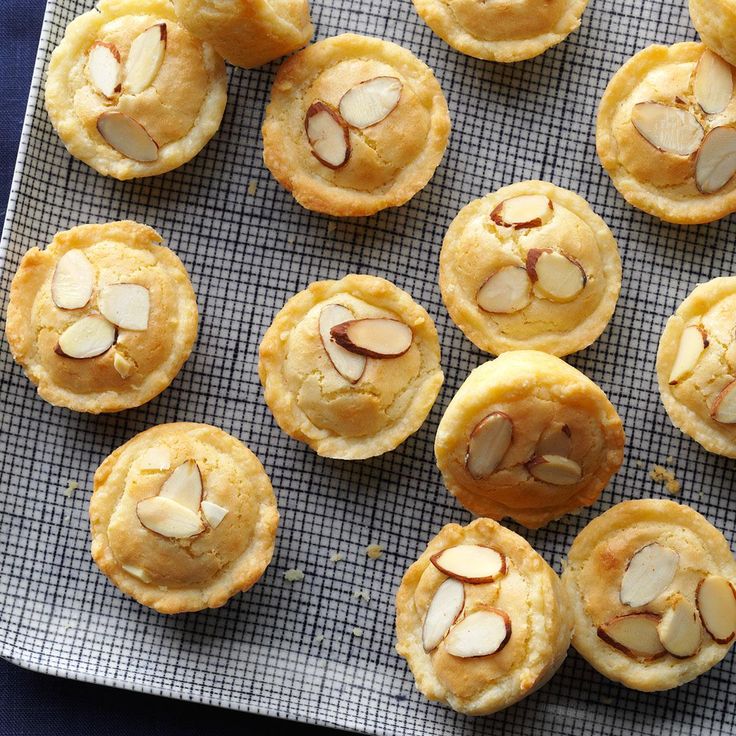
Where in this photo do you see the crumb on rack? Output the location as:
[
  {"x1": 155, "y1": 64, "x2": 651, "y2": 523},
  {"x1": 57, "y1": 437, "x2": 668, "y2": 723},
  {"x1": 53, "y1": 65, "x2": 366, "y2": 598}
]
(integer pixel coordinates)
[
  {"x1": 284, "y1": 568, "x2": 305, "y2": 582},
  {"x1": 329, "y1": 552, "x2": 345, "y2": 563},
  {"x1": 365, "y1": 544, "x2": 383, "y2": 560},
  {"x1": 327, "y1": 221, "x2": 337, "y2": 234},
  {"x1": 287, "y1": 233, "x2": 297, "y2": 245},
  {"x1": 635, "y1": 460, "x2": 645, "y2": 469},
  {"x1": 315, "y1": 634, "x2": 326, "y2": 644},
  {"x1": 353, "y1": 589, "x2": 370, "y2": 602},
  {"x1": 247, "y1": 180, "x2": 258, "y2": 196},
  {"x1": 649, "y1": 464, "x2": 681, "y2": 495},
  {"x1": 64, "y1": 480, "x2": 78, "y2": 497},
  {"x1": 351, "y1": 627, "x2": 363, "y2": 637}
]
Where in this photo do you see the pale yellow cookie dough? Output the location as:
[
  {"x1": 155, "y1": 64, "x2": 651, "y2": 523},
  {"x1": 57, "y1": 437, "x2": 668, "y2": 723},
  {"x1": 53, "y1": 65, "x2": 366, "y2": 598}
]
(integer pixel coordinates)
[
  {"x1": 258, "y1": 274, "x2": 444, "y2": 460},
  {"x1": 396, "y1": 518, "x2": 573, "y2": 715},
  {"x1": 90, "y1": 422, "x2": 278, "y2": 613},
  {"x1": 439, "y1": 180, "x2": 621, "y2": 356},
  {"x1": 656, "y1": 277, "x2": 736, "y2": 458},
  {"x1": 690, "y1": 0, "x2": 736, "y2": 67},
  {"x1": 5, "y1": 221, "x2": 198, "y2": 413},
  {"x1": 597, "y1": 42, "x2": 736, "y2": 224},
  {"x1": 412, "y1": 0, "x2": 589, "y2": 62},
  {"x1": 435, "y1": 351, "x2": 624, "y2": 528},
  {"x1": 46, "y1": 0, "x2": 227, "y2": 179},
  {"x1": 562, "y1": 499, "x2": 736, "y2": 691},
  {"x1": 262, "y1": 33, "x2": 451, "y2": 216},
  {"x1": 173, "y1": 0, "x2": 313, "y2": 68}
]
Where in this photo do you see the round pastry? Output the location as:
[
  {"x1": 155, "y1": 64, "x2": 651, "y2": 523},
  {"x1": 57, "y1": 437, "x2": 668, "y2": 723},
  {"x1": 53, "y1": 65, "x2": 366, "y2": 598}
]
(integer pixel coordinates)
[
  {"x1": 562, "y1": 499, "x2": 736, "y2": 691},
  {"x1": 439, "y1": 181, "x2": 621, "y2": 357},
  {"x1": 90, "y1": 422, "x2": 278, "y2": 613},
  {"x1": 172, "y1": 0, "x2": 313, "y2": 68},
  {"x1": 261, "y1": 33, "x2": 451, "y2": 217},
  {"x1": 45, "y1": 0, "x2": 227, "y2": 179},
  {"x1": 690, "y1": 0, "x2": 736, "y2": 68},
  {"x1": 258, "y1": 274, "x2": 444, "y2": 460},
  {"x1": 5, "y1": 221, "x2": 198, "y2": 413},
  {"x1": 597, "y1": 42, "x2": 736, "y2": 224},
  {"x1": 412, "y1": 0, "x2": 589, "y2": 63},
  {"x1": 434, "y1": 351, "x2": 624, "y2": 529},
  {"x1": 656, "y1": 277, "x2": 736, "y2": 458},
  {"x1": 396, "y1": 518, "x2": 573, "y2": 715}
]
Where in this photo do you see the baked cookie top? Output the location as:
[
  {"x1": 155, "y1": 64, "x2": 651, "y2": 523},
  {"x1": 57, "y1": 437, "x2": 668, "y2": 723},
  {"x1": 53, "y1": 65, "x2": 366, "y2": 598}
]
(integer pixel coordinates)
[
  {"x1": 258, "y1": 274, "x2": 444, "y2": 460},
  {"x1": 45, "y1": 0, "x2": 227, "y2": 179},
  {"x1": 412, "y1": 0, "x2": 589, "y2": 63},
  {"x1": 396, "y1": 518, "x2": 573, "y2": 716},
  {"x1": 439, "y1": 181, "x2": 621, "y2": 356},
  {"x1": 90, "y1": 422, "x2": 279, "y2": 613},
  {"x1": 656, "y1": 277, "x2": 736, "y2": 458},
  {"x1": 562, "y1": 499, "x2": 736, "y2": 691},
  {"x1": 5, "y1": 221, "x2": 198, "y2": 413},
  {"x1": 690, "y1": 0, "x2": 736, "y2": 68},
  {"x1": 435, "y1": 350, "x2": 625, "y2": 528},
  {"x1": 262, "y1": 33, "x2": 451, "y2": 216},
  {"x1": 597, "y1": 42, "x2": 736, "y2": 224}
]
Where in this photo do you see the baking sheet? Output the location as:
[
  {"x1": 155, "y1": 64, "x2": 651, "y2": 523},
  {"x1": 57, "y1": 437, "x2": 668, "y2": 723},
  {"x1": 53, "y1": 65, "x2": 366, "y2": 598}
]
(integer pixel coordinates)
[{"x1": 1, "y1": 1, "x2": 735, "y2": 734}]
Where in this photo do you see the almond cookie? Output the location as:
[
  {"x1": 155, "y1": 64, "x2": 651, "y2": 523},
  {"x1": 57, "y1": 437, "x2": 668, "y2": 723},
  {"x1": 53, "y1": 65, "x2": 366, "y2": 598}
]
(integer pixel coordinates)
[
  {"x1": 690, "y1": 0, "x2": 736, "y2": 68},
  {"x1": 597, "y1": 42, "x2": 736, "y2": 224},
  {"x1": 258, "y1": 274, "x2": 444, "y2": 460},
  {"x1": 656, "y1": 277, "x2": 736, "y2": 458},
  {"x1": 396, "y1": 518, "x2": 573, "y2": 715},
  {"x1": 562, "y1": 499, "x2": 736, "y2": 691},
  {"x1": 261, "y1": 33, "x2": 451, "y2": 216},
  {"x1": 173, "y1": 0, "x2": 313, "y2": 68},
  {"x1": 435, "y1": 351, "x2": 624, "y2": 528},
  {"x1": 45, "y1": 0, "x2": 227, "y2": 179},
  {"x1": 90, "y1": 422, "x2": 278, "y2": 613},
  {"x1": 412, "y1": 0, "x2": 589, "y2": 63},
  {"x1": 5, "y1": 221, "x2": 198, "y2": 413},
  {"x1": 439, "y1": 181, "x2": 621, "y2": 356}
]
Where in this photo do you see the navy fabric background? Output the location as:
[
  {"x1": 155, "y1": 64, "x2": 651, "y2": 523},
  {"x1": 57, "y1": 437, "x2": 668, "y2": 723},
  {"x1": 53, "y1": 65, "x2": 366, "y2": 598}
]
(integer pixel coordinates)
[{"x1": 0, "y1": 2, "x2": 333, "y2": 733}]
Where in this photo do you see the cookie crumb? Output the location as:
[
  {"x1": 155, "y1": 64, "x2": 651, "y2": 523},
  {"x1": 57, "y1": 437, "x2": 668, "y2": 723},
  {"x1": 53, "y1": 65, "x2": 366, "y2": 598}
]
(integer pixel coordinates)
[
  {"x1": 329, "y1": 552, "x2": 345, "y2": 563},
  {"x1": 649, "y1": 465, "x2": 681, "y2": 495},
  {"x1": 284, "y1": 568, "x2": 305, "y2": 582},
  {"x1": 64, "y1": 480, "x2": 78, "y2": 497},
  {"x1": 353, "y1": 589, "x2": 370, "y2": 602},
  {"x1": 365, "y1": 544, "x2": 383, "y2": 559},
  {"x1": 327, "y1": 221, "x2": 337, "y2": 234},
  {"x1": 352, "y1": 627, "x2": 363, "y2": 637},
  {"x1": 635, "y1": 460, "x2": 645, "y2": 469},
  {"x1": 247, "y1": 180, "x2": 258, "y2": 196},
  {"x1": 287, "y1": 233, "x2": 297, "y2": 245},
  {"x1": 315, "y1": 634, "x2": 326, "y2": 644}
]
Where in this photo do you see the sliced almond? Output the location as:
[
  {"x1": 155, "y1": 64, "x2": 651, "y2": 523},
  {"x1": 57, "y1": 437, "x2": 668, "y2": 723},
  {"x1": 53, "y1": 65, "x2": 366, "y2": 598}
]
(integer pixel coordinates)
[
  {"x1": 444, "y1": 608, "x2": 512, "y2": 658},
  {"x1": 330, "y1": 318, "x2": 412, "y2": 358},
  {"x1": 338, "y1": 76, "x2": 402, "y2": 129},
  {"x1": 121, "y1": 563, "x2": 151, "y2": 582},
  {"x1": 87, "y1": 41, "x2": 121, "y2": 98},
  {"x1": 695, "y1": 125, "x2": 736, "y2": 193},
  {"x1": 620, "y1": 543, "x2": 679, "y2": 607},
  {"x1": 422, "y1": 578, "x2": 465, "y2": 652},
  {"x1": 465, "y1": 412, "x2": 513, "y2": 480},
  {"x1": 51, "y1": 249, "x2": 95, "y2": 310},
  {"x1": 711, "y1": 379, "x2": 736, "y2": 424},
  {"x1": 631, "y1": 102, "x2": 704, "y2": 155},
  {"x1": 536, "y1": 423, "x2": 572, "y2": 457},
  {"x1": 696, "y1": 575, "x2": 736, "y2": 644},
  {"x1": 97, "y1": 111, "x2": 158, "y2": 162},
  {"x1": 112, "y1": 350, "x2": 135, "y2": 379},
  {"x1": 476, "y1": 266, "x2": 532, "y2": 314},
  {"x1": 658, "y1": 595, "x2": 702, "y2": 658},
  {"x1": 490, "y1": 194, "x2": 553, "y2": 229},
  {"x1": 136, "y1": 496, "x2": 204, "y2": 538},
  {"x1": 56, "y1": 315, "x2": 115, "y2": 358},
  {"x1": 526, "y1": 249, "x2": 586, "y2": 302},
  {"x1": 138, "y1": 446, "x2": 171, "y2": 472},
  {"x1": 431, "y1": 545, "x2": 506, "y2": 583},
  {"x1": 159, "y1": 459, "x2": 202, "y2": 513},
  {"x1": 98, "y1": 283, "x2": 150, "y2": 330},
  {"x1": 124, "y1": 23, "x2": 167, "y2": 95},
  {"x1": 318, "y1": 304, "x2": 366, "y2": 383},
  {"x1": 201, "y1": 500, "x2": 228, "y2": 529},
  {"x1": 669, "y1": 325, "x2": 708, "y2": 384},
  {"x1": 305, "y1": 101, "x2": 350, "y2": 169},
  {"x1": 527, "y1": 455, "x2": 581, "y2": 485},
  {"x1": 694, "y1": 50, "x2": 734, "y2": 115},
  {"x1": 597, "y1": 613, "x2": 666, "y2": 660}
]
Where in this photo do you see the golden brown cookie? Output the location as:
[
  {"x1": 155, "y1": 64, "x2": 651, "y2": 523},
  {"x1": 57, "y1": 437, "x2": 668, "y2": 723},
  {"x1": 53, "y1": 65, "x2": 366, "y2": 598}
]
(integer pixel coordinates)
[
  {"x1": 562, "y1": 499, "x2": 736, "y2": 691},
  {"x1": 5, "y1": 221, "x2": 198, "y2": 413},
  {"x1": 396, "y1": 518, "x2": 573, "y2": 715},
  {"x1": 597, "y1": 42, "x2": 736, "y2": 224},
  {"x1": 435, "y1": 351, "x2": 624, "y2": 528},
  {"x1": 90, "y1": 422, "x2": 278, "y2": 613},
  {"x1": 258, "y1": 274, "x2": 444, "y2": 459},
  {"x1": 439, "y1": 180, "x2": 621, "y2": 356},
  {"x1": 690, "y1": 0, "x2": 736, "y2": 67},
  {"x1": 262, "y1": 33, "x2": 451, "y2": 216},
  {"x1": 45, "y1": 0, "x2": 227, "y2": 179}
]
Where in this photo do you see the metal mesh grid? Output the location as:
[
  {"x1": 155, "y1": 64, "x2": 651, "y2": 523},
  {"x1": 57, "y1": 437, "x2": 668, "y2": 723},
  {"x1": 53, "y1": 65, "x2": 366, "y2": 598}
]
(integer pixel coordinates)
[{"x1": 1, "y1": 0, "x2": 735, "y2": 733}]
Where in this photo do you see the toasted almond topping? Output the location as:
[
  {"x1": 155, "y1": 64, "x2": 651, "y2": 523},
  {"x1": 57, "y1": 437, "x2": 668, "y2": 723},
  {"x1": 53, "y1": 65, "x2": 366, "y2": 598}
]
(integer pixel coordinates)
[
  {"x1": 87, "y1": 41, "x2": 121, "y2": 98},
  {"x1": 121, "y1": 564, "x2": 151, "y2": 582},
  {"x1": 476, "y1": 266, "x2": 532, "y2": 314},
  {"x1": 597, "y1": 613, "x2": 665, "y2": 660},
  {"x1": 339, "y1": 76, "x2": 402, "y2": 129},
  {"x1": 158, "y1": 459, "x2": 202, "y2": 512},
  {"x1": 305, "y1": 101, "x2": 350, "y2": 169},
  {"x1": 669, "y1": 325, "x2": 708, "y2": 384},
  {"x1": 137, "y1": 446, "x2": 171, "y2": 472},
  {"x1": 318, "y1": 304, "x2": 366, "y2": 383},
  {"x1": 431, "y1": 545, "x2": 506, "y2": 583},
  {"x1": 97, "y1": 111, "x2": 158, "y2": 162},
  {"x1": 136, "y1": 496, "x2": 204, "y2": 538},
  {"x1": 536, "y1": 423, "x2": 572, "y2": 457},
  {"x1": 695, "y1": 125, "x2": 736, "y2": 193},
  {"x1": 696, "y1": 575, "x2": 736, "y2": 644},
  {"x1": 694, "y1": 50, "x2": 734, "y2": 115},
  {"x1": 56, "y1": 315, "x2": 115, "y2": 359},
  {"x1": 465, "y1": 412, "x2": 513, "y2": 480},
  {"x1": 98, "y1": 283, "x2": 150, "y2": 330},
  {"x1": 444, "y1": 608, "x2": 512, "y2": 658},
  {"x1": 620, "y1": 543, "x2": 679, "y2": 607},
  {"x1": 422, "y1": 578, "x2": 465, "y2": 652},
  {"x1": 526, "y1": 249, "x2": 586, "y2": 302},
  {"x1": 124, "y1": 23, "x2": 167, "y2": 95},
  {"x1": 331, "y1": 318, "x2": 412, "y2": 358},
  {"x1": 658, "y1": 595, "x2": 702, "y2": 658},
  {"x1": 490, "y1": 195, "x2": 553, "y2": 229},
  {"x1": 201, "y1": 500, "x2": 228, "y2": 528},
  {"x1": 631, "y1": 102, "x2": 704, "y2": 155},
  {"x1": 112, "y1": 350, "x2": 135, "y2": 379},
  {"x1": 51, "y1": 249, "x2": 95, "y2": 310},
  {"x1": 711, "y1": 379, "x2": 736, "y2": 424},
  {"x1": 527, "y1": 455, "x2": 581, "y2": 485}
]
